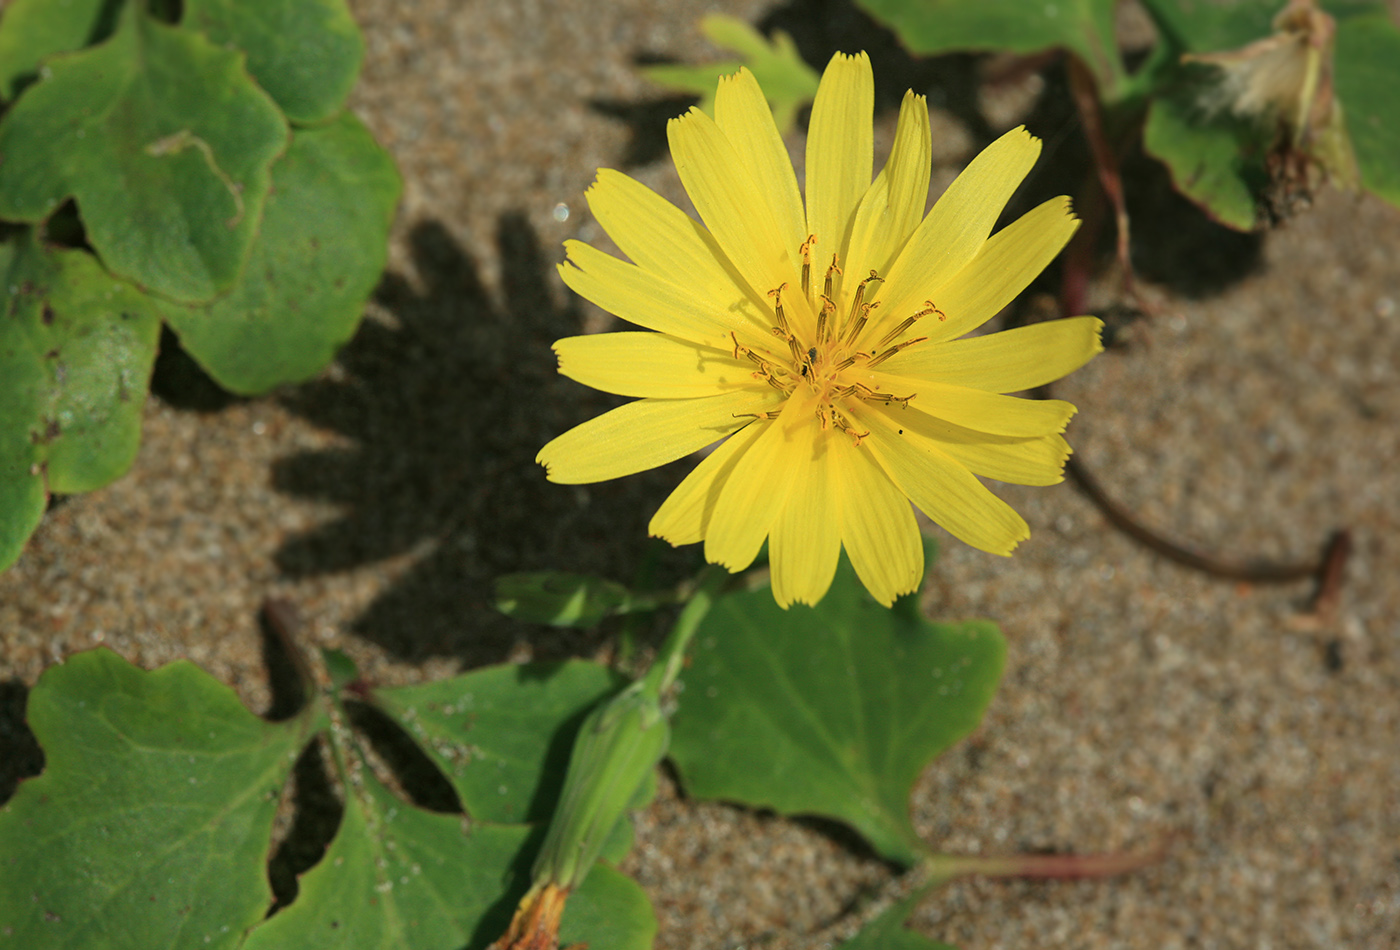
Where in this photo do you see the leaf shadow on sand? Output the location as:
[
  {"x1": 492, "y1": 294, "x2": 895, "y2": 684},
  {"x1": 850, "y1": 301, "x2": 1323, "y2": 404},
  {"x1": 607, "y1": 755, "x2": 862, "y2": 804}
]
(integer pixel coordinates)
[{"x1": 272, "y1": 214, "x2": 699, "y2": 665}]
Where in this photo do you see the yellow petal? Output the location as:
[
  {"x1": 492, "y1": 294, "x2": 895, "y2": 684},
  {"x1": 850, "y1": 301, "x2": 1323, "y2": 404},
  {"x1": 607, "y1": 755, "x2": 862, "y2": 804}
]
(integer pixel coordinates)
[
  {"x1": 559, "y1": 241, "x2": 753, "y2": 349},
  {"x1": 805, "y1": 52, "x2": 873, "y2": 290},
  {"x1": 668, "y1": 107, "x2": 799, "y2": 308},
  {"x1": 877, "y1": 127, "x2": 1041, "y2": 323},
  {"x1": 879, "y1": 316, "x2": 1103, "y2": 392},
  {"x1": 649, "y1": 422, "x2": 767, "y2": 546},
  {"x1": 714, "y1": 68, "x2": 807, "y2": 267},
  {"x1": 769, "y1": 425, "x2": 841, "y2": 607},
  {"x1": 584, "y1": 169, "x2": 772, "y2": 336},
  {"x1": 872, "y1": 404, "x2": 1072, "y2": 486},
  {"x1": 855, "y1": 376, "x2": 1077, "y2": 437},
  {"x1": 704, "y1": 397, "x2": 808, "y2": 571},
  {"x1": 846, "y1": 90, "x2": 931, "y2": 283},
  {"x1": 907, "y1": 196, "x2": 1080, "y2": 345},
  {"x1": 537, "y1": 389, "x2": 780, "y2": 484},
  {"x1": 848, "y1": 401, "x2": 1030, "y2": 555},
  {"x1": 832, "y1": 434, "x2": 924, "y2": 606},
  {"x1": 554, "y1": 332, "x2": 755, "y2": 398}
]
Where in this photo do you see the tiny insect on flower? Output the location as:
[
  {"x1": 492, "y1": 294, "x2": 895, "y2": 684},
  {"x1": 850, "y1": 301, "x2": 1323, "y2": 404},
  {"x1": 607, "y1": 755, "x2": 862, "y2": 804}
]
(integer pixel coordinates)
[{"x1": 538, "y1": 51, "x2": 1103, "y2": 608}]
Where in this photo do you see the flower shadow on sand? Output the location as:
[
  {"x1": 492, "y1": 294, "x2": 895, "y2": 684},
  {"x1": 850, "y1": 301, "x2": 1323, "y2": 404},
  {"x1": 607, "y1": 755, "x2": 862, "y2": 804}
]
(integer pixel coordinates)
[{"x1": 272, "y1": 215, "x2": 698, "y2": 664}]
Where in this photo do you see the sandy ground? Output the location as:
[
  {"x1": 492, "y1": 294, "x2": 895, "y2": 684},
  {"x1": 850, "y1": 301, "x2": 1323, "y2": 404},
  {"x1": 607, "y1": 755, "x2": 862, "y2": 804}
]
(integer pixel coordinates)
[{"x1": 2, "y1": 0, "x2": 1398, "y2": 948}]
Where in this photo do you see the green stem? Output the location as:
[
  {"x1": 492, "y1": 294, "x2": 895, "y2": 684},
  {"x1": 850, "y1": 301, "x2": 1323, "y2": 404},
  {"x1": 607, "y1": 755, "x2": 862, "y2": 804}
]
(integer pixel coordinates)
[{"x1": 643, "y1": 565, "x2": 730, "y2": 696}]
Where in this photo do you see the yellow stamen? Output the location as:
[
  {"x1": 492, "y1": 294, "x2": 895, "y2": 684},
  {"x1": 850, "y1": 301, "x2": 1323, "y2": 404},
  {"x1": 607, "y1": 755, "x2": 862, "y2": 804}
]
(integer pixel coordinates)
[
  {"x1": 877, "y1": 300, "x2": 944, "y2": 347},
  {"x1": 823, "y1": 253, "x2": 841, "y2": 304},
  {"x1": 865, "y1": 336, "x2": 928, "y2": 368},
  {"x1": 799, "y1": 234, "x2": 816, "y2": 298}
]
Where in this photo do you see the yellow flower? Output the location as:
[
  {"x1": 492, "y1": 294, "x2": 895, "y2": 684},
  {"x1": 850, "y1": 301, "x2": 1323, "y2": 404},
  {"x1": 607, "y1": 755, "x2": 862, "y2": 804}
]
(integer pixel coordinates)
[{"x1": 538, "y1": 52, "x2": 1102, "y2": 608}]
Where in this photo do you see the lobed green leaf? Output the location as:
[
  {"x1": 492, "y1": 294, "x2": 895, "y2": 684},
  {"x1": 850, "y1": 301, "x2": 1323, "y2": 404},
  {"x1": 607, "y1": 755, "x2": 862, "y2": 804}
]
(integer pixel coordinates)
[
  {"x1": 0, "y1": 234, "x2": 161, "y2": 571},
  {"x1": 181, "y1": 0, "x2": 365, "y2": 125},
  {"x1": 157, "y1": 112, "x2": 400, "y2": 395},
  {"x1": 0, "y1": 3, "x2": 287, "y2": 303},
  {"x1": 241, "y1": 745, "x2": 655, "y2": 950},
  {"x1": 1142, "y1": 87, "x2": 1261, "y2": 231},
  {"x1": 1334, "y1": 12, "x2": 1400, "y2": 208},
  {"x1": 372, "y1": 660, "x2": 626, "y2": 824},
  {"x1": 854, "y1": 0, "x2": 1124, "y2": 95},
  {"x1": 0, "y1": 649, "x2": 313, "y2": 950},
  {"x1": 669, "y1": 549, "x2": 1005, "y2": 866},
  {"x1": 0, "y1": 0, "x2": 109, "y2": 101}
]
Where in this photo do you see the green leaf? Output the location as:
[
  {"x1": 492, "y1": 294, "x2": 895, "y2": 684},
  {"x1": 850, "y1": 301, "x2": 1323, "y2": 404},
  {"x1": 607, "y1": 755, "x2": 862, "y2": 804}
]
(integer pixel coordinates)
[
  {"x1": 321, "y1": 647, "x2": 362, "y2": 691},
  {"x1": 181, "y1": 0, "x2": 364, "y2": 125},
  {"x1": 0, "y1": 649, "x2": 311, "y2": 950},
  {"x1": 156, "y1": 112, "x2": 400, "y2": 395},
  {"x1": 0, "y1": 233, "x2": 161, "y2": 571},
  {"x1": 854, "y1": 0, "x2": 1125, "y2": 95},
  {"x1": 836, "y1": 885, "x2": 954, "y2": 950},
  {"x1": 1138, "y1": 2, "x2": 1400, "y2": 227},
  {"x1": 1143, "y1": 86, "x2": 1261, "y2": 231},
  {"x1": 242, "y1": 748, "x2": 655, "y2": 950},
  {"x1": 1334, "y1": 12, "x2": 1400, "y2": 208},
  {"x1": 668, "y1": 552, "x2": 1005, "y2": 866},
  {"x1": 1136, "y1": 0, "x2": 1277, "y2": 52},
  {"x1": 495, "y1": 571, "x2": 667, "y2": 627},
  {"x1": 372, "y1": 661, "x2": 626, "y2": 824},
  {"x1": 0, "y1": 0, "x2": 108, "y2": 101},
  {"x1": 639, "y1": 14, "x2": 819, "y2": 133},
  {"x1": 0, "y1": 4, "x2": 288, "y2": 303}
]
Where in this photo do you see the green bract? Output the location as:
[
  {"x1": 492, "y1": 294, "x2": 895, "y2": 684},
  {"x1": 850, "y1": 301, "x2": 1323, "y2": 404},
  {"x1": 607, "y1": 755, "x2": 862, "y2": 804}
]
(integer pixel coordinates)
[{"x1": 0, "y1": 0, "x2": 399, "y2": 572}]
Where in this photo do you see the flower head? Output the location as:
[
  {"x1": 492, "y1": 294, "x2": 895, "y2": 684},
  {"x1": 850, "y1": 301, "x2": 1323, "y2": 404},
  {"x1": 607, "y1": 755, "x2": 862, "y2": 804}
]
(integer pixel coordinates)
[{"x1": 538, "y1": 52, "x2": 1101, "y2": 608}]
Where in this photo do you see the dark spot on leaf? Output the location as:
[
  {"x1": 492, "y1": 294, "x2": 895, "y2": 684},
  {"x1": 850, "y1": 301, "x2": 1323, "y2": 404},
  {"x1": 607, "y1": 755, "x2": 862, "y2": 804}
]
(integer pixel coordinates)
[
  {"x1": 309, "y1": 237, "x2": 320, "y2": 251},
  {"x1": 333, "y1": 277, "x2": 346, "y2": 290},
  {"x1": 19, "y1": 281, "x2": 33, "y2": 296},
  {"x1": 120, "y1": 310, "x2": 135, "y2": 320},
  {"x1": 40, "y1": 303, "x2": 54, "y2": 325},
  {"x1": 44, "y1": 349, "x2": 58, "y2": 360},
  {"x1": 330, "y1": 921, "x2": 340, "y2": 929}
]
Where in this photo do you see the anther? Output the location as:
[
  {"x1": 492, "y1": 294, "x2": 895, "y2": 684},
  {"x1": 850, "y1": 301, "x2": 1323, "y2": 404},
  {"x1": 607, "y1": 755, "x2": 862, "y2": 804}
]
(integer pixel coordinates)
[
  {"x1": 823, "y1": 254, "x2": 842, "y2": 303},
  {"x1": 841, "y1": 301, "x2": 880, "y2": 346},
  {"x1": 767, "y1": 283, "x2": 791, "y2": 336},
  {"x1": 865, "y1": 335, "x2": 929, "y2": 368},
  {"x1": 733, "y1": 410, "x2": 781, "y2": 421},
  {"x1": 800, "y1": 235, "x2": 816, "y2": 298},
  {"x1": 853, "y1": 383, "x2": 914, "y2": 407},
  {"x1": 876, "y1": 300, "x2": 942, "y2": 347},
  {"x1": 816, "y1": 294, "x2": 836, "y2": 344},
  {"x1": 833, "y1": 411, "x2": 869, "y2": 446}
]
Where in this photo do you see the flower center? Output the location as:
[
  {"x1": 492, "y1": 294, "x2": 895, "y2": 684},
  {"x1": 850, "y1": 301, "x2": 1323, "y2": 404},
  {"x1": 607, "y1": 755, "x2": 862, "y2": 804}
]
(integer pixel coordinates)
[{"x1": 731, "y1": 234, "x2": 943, "y2": 445}]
